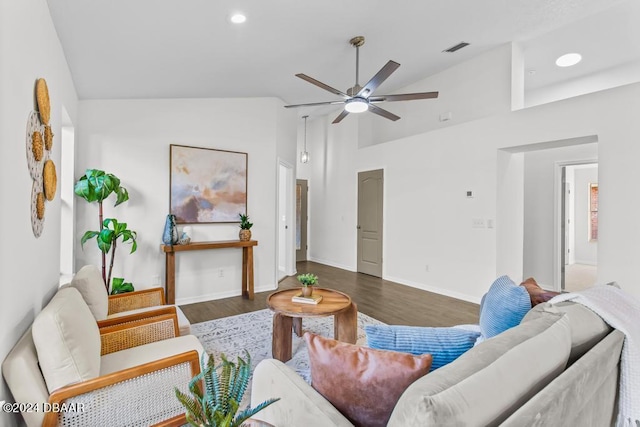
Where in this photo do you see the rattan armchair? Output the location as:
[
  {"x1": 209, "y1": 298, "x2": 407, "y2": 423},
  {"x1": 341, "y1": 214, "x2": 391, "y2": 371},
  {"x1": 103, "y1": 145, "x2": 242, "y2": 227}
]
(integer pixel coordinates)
[
  {"x1": 3, "y1": 288, "x2": 204, "y2": 427},
  {"x1": 70, "y1": 265, "x2": 191, "y2": 335}
]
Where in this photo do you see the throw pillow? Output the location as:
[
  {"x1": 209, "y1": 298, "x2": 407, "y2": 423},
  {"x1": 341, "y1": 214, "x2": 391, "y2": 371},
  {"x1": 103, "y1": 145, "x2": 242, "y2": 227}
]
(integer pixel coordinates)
[
  {"x1": 520, "y1": 277, "x2": 560, "y2": 306},
  {"x1": 70, "y1": 265, "x2": 109, "y2": 320},
  {"x1": 304, "y1": 332, "x2": 432, "y2": 427},
  {"x1": 365, "y1": 325, "x2": 480, "y2": 370},
  {"x1": 479, "y1": 275, "x2": 531, "y2": 339}
]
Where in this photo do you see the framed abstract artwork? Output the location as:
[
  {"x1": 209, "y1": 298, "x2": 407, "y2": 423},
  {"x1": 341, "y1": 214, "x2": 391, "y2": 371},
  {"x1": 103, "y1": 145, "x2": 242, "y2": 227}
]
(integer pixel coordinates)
[{"x1": 170, "y1": 144, "x2": 248, "y2": 224}]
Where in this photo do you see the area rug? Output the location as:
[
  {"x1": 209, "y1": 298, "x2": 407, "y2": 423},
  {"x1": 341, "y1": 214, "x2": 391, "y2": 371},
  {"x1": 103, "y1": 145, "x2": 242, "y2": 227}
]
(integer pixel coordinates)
[{"x1": 191, "y1": 308, "x2": 385, "y2": 383}]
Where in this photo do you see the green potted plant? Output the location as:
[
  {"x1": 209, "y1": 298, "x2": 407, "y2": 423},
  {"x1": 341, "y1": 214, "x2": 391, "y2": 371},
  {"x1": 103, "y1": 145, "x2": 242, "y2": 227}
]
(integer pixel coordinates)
[
  {"x1": 175, "y1": 352, "x2": 279, "y2": 427},
  {"x1": 75, "y1": 169, "x2": 137, "y2": 294},
  {"x1": 238, "y1": 213, "x2": 253, "y2": 241},
  {"x1": 297, "y1": 273, "x2": 318, "y2": 297}
]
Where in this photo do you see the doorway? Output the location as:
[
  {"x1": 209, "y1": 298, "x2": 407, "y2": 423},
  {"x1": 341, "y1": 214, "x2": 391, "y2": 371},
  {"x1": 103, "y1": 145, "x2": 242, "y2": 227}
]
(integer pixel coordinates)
[
  {"x1": 560, "y1": 163, "x2": 598, "y2": 291},
  {"x1": 277, "y1": 160, "x2": 294, "y2": 281},
  {"x1": 357, "y1": 169, "x2": 383, "y2": 277},
  {"x1": 296, "y1": 179, "x2": 308, "y2": 262}
]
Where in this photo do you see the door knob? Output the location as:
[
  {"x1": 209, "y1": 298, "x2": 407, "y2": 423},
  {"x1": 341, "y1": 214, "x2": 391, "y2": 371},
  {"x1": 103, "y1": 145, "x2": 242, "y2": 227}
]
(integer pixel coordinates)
[{"x1": 357, "y1": 225, "x2": 361, "y2": 229}]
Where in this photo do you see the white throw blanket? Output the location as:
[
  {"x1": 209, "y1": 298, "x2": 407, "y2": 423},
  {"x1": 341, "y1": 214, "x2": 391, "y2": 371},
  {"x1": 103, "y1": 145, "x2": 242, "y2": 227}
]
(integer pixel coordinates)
[{"x1": 550, "y1": 286, "x2": 640, "y2": 426}]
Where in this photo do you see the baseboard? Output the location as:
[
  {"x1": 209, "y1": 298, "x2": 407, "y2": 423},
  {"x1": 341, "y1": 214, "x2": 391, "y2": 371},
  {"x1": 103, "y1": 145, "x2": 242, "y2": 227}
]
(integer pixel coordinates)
[
  {"x1": 573, "y1": 260, "x2": 597, "y2": 266},
  {"x1": 383, "y1": 274, "x2": 482, "y2": 305},
  {"x1": 308, "y1": 256, "x2": 355, "y2": 272},
  {"x1": 176, "y1": 284, "x2": 277, "y2": 306}
]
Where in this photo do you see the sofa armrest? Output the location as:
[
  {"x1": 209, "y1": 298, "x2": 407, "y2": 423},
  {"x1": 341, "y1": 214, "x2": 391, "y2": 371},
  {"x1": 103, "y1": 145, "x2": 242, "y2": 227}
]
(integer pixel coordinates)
[
  {"x1": 99, "y1": 312, "x2": 179, "y2": 355},
  {"x1": 44, "y1": 350, "x2": 199, "y2": 427},
  {"x1": 108, "y1": 288, "x2": 166, "y2": 314},
  {"x1": 251, "y1": 359, "x2": 353, "y2": 427}
]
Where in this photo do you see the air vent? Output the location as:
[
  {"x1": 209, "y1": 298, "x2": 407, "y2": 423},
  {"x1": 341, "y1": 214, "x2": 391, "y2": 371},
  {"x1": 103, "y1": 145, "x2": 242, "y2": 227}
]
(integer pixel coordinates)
[{"x1": 442, "y1": 42, "x2": 470, "y2": 53}]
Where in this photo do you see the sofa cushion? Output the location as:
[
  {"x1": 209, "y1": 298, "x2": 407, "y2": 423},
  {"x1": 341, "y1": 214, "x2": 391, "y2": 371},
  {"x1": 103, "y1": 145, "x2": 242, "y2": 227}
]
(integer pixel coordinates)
[
  {"x1": 70, "y1": 265, "x2": 109, "y2": 320},
  {"x1": 388, "y1": 312, "x2": 571, "y2": 427},
  {"x1": 304, "y1": 332, "x2": 432, "y2": 427},
  {"x1": 364, "y1": 325, "x2": 480, "y2": 370},
  {"x1": 523, "y1": 301, "x2": 611, "y2": 365},
  {"x1": 479, "y1": 275, "x2": 531, "y2": 338},
  {"x1": 520, "y1": 277, "x2": 560, "y2": 306},
  {"x1": 32, "y1": 287, "x2": 101, "y2": 393}
]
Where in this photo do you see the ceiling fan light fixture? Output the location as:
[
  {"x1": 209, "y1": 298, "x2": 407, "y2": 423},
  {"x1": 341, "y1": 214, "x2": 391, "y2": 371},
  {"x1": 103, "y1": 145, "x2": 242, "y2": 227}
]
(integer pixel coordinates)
[{"x1": 345, "y1": 98, "x2": 369, "y2": 113}]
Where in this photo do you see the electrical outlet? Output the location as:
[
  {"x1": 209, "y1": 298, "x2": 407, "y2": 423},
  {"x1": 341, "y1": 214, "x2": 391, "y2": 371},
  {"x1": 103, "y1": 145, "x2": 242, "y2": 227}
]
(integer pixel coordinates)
[
  {"x1": 218, "y1": 269, "x2": 224, "y2": 278},
  {"x1": 151, "y1": 275, "x2": 160, "y2": 285}
]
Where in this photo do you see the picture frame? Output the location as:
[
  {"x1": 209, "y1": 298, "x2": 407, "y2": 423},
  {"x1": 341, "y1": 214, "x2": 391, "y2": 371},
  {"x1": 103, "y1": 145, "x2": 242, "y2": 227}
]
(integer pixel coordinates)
[{"x1": 170, "y1": 144, "x2": 248, "y2": 224}]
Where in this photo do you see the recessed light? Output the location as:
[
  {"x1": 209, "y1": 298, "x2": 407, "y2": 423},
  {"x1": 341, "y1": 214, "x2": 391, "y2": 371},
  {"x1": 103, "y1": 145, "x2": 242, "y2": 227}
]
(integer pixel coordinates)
[
  {"x1": 556, "y1": 53, "x2": 582, "y2": 67},
  {"x1": 230, "y1": 13, "x2": 246, "y2": 24}
]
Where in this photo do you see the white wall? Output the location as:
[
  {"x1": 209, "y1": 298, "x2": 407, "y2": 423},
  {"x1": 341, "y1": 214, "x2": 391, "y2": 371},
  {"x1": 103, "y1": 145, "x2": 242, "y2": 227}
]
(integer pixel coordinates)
[
  {"x1": 76, "y1": 98, "x2": 296, "y2": 305},
  {"x1": 361, "y1": 44, "x2": 514, "y2": 148},
  {"x1": 522, "y1": 144, "x2": 598, "y2": 287},
  {"x1": 574, "y1": 166, "x2": 598, "y2": 265},
  {"x1": 526, "y1": 59, "x2": 640, "y2": 108},
  {"x1": 0, "y1": 0, "x2": 78, "y2": 424},
  {"x1": 306, "y1": 49, "x2": 640, "y2": 303}
]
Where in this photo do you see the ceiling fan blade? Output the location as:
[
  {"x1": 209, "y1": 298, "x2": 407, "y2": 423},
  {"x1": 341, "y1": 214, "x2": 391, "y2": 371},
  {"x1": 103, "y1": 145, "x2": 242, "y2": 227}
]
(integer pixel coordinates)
[
  {"x1": 332, "y1": 109, "x2": 350, "y2": 124},
  {"x1": 284, "y1": 100, "x2": 346, "y2": 108},
  {"x1": 368, "y1": 104, "x2": 400, "y2": 121},
  {"x1": 296, "y1": 74, "x2": 350, "y2": 99},
  {"x1": 356, "y1": 60, "x2": 400, "y2": 98},
  {"x1": 369, "y1": 92, "x2": 439, "y2": 102}
]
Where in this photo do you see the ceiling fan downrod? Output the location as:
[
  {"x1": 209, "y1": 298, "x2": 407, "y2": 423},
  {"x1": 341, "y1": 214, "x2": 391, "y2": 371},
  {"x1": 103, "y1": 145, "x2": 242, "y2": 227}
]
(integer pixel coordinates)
[{"x1": 350, "y1": 36, "x2": 365, "y2": 95}]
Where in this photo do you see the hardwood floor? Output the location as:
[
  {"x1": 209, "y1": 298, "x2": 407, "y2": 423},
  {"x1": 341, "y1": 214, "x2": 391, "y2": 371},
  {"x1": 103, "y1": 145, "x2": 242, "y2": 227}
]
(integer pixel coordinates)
[{"x1": 180, "y1": 261, "x2": 479, "y2": 327}]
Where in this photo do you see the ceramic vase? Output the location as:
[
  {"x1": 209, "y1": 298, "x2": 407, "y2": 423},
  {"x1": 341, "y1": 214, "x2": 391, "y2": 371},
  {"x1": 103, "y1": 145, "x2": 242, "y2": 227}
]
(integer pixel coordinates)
[
  {"x1": 301, "y1": 286, "x2": 313, "y2": 297},
  {"x1": 239, "y1": 229, "x2": 251, "y2": 241},
  {"x1": 162, "y1": 214, "x2": 179, "y2": 245}
]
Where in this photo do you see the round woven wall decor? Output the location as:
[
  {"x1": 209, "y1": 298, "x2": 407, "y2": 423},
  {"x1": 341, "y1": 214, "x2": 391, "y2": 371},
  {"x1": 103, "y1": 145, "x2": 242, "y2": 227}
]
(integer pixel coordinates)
[
  {"x1": 44, "y1": 125, "x2": 53, "y2": 151},
  {"x1": 25, "y1": 111, "x2": 45, "y2": 181},
  {"x1": 43, "y1": 160, "x2": 57, "y2": 201},
  {"x1": 31, "y1": 180, "x2": 45, "y2": 237},
  {"x1": 32, "y1": 131, "x2": 44, "y2": 162},
  {"x1": 36, "y1": 78, "x2": 50, "y2": 125}
]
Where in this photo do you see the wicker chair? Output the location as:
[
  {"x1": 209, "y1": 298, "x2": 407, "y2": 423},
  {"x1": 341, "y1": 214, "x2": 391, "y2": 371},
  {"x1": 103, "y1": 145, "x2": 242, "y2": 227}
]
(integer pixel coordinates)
[
  {"x1": 69, "y1": 265, "x2": 191, "y2": 335},
  {"x1": 2, "y1": 287, "x2": 204, "y2": 427}
]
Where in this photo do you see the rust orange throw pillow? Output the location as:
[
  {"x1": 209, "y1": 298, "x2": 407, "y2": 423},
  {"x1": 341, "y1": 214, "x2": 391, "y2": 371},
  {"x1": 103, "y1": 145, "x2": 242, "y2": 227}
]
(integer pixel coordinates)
[
  {"x1": 304, "y1": 332, "x2": 432, "y2": 427},
  {"x1": 521, "y1": 277, "x2": 560, "y2": 306}
]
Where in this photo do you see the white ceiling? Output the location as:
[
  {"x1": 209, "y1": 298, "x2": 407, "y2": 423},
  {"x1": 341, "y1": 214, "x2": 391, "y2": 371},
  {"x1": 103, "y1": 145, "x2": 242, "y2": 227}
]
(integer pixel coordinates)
[{"x1": 47, "y1": 0, "x2": 634, "y2": 107}]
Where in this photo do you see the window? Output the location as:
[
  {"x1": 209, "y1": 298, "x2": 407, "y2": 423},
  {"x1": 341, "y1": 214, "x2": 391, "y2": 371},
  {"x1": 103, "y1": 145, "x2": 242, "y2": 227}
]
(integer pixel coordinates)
[{"x1": 589, "y1": 183, "x2": 598, "y2": 241}]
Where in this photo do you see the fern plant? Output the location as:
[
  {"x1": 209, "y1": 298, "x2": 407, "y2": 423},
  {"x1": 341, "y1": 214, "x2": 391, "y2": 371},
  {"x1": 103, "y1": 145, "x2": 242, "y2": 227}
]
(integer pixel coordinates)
[
  {"x1": 175, "y1": 352, "x2": 279, "y2": 427},
  {"x1": 297, "y1": 273, "x2": 318, "y2": 287}
]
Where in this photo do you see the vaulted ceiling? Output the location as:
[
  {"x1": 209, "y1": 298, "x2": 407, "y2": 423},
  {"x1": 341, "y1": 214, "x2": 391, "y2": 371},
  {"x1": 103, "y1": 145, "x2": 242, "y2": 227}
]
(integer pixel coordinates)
[{"x1": 47, "y1": 0, "x2": 637, "y2": 108}]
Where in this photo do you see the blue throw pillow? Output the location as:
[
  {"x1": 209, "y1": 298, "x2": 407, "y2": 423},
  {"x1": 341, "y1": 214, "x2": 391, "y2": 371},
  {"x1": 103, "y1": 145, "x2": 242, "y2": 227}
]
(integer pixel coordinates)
[
  {"x1": 365, "y1": 325, "x2": 481, "y2": 370},
  {"x1": 479, "y1": 275, "x2": 531, "y2": 339}
]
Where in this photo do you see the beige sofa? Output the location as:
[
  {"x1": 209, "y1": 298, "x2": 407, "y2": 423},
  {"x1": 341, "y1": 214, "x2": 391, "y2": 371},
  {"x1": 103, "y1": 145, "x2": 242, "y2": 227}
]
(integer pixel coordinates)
[{"x1": 251, "y1": 301, "x2": 622, "y2": 426}]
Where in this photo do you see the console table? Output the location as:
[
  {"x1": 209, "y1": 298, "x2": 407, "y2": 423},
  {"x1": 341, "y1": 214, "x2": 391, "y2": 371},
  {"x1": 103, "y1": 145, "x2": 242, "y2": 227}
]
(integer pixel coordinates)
[{"x1": 160, "y1": 240, "x2": 258, "y2": 304}]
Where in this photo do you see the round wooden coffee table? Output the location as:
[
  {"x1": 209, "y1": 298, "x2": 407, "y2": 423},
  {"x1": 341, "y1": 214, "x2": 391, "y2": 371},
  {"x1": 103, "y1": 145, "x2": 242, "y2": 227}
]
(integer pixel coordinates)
[{"x1": 267, "y1": 288, "x2": 358, "y2": 362}]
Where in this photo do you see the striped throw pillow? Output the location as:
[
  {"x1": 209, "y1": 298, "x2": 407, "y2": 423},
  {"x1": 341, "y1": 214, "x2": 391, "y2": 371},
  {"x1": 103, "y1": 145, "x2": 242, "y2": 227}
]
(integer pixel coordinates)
[
  {"x1": 365, "y1": 325, "x2": 481, "y2": 370},
  {"x1": 479, "y1": 275, "x2": 531, "y2": 339}
]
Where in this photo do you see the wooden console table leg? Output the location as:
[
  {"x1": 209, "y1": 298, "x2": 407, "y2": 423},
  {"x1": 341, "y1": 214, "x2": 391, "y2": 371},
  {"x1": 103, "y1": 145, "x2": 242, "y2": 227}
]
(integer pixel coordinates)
[
  {"x1": 272, "y1": 313, "x2": 293, "y2": 362},
  {"x1": 293, "y1": 317, "x2": 303, "y2": 337},
  {"x1": 242, "y1": 247, "x2": 248, "y2": 298},
  {"x1": 166, "y1": 252, "x2": 176, "y2": 305},
  {"x1": 247, "y1": 246, "x2": 254, "y2": 300},
  {"x1": 334, "y1": 302, "x2": 358, "y2": 344}
]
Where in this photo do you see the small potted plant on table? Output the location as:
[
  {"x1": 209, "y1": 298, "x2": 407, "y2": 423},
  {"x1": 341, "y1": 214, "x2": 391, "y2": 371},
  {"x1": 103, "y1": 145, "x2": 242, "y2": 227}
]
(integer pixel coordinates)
[
  {"x1": 239, "y1": 213, "x2": 253, "y2": 241},
  {"x1": 297, "y1": 273, "x2": 318, "y2": 297}
]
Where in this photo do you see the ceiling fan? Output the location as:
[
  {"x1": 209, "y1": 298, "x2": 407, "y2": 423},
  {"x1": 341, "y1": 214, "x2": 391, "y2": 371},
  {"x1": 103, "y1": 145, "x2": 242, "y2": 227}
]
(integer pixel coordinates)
[{"x1": 284, "y1": 36, "x2": 439, "y2": 124}]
